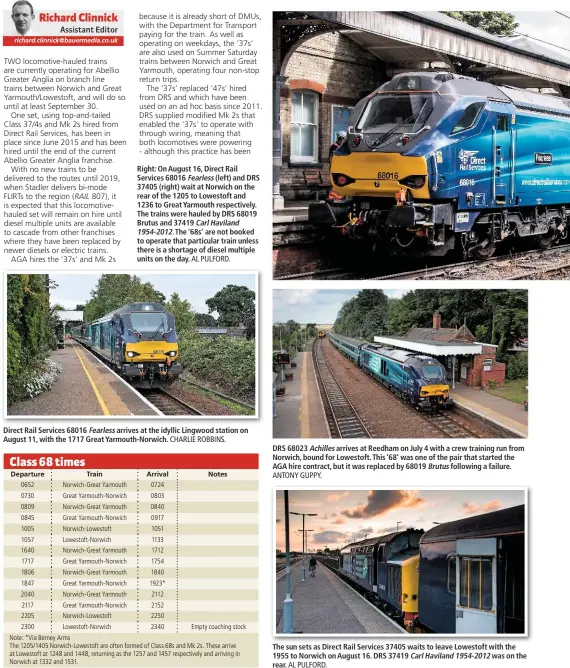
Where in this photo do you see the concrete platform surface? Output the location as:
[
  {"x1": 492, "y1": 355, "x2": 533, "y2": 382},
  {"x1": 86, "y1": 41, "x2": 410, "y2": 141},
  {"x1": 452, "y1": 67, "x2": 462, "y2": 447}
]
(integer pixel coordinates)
[
  {"x1": 451, "y1": 384, "x2": 528, "y2": 437},
  {"x1": 276, "y1": 560, "x2": 403, "y2": 634},
  {"x1": 273, "y1": 352, "x2": 329, "y2": 439},
  {"x1": 8, "y1": 341, "x2": 158, "y2": 417}
]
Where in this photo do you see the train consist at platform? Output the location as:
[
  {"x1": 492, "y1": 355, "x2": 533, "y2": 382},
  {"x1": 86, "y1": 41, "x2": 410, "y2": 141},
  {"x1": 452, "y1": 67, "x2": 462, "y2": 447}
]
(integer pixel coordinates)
[
  {"x1": 71, "y1": 302, "x2": 183, "y2": 388},
  {"x1": 329, "y1": 332, "x2": 450, "y2": 410},
  {"x1": 323, "y1": 505, "x2": 525, "y2": 634},
  {"x1": 311, "y1": 72, "x2": 570, "y2": 259}
]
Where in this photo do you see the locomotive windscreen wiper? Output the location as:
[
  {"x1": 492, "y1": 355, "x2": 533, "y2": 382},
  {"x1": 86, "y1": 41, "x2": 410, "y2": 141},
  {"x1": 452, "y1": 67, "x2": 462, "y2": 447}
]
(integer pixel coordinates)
[
  {"x1": 150, "y1": 321, "x2": 166, "y2": 340},
  {"x1": 369, "y1": 112, "x2": 418, "y2": 150}
]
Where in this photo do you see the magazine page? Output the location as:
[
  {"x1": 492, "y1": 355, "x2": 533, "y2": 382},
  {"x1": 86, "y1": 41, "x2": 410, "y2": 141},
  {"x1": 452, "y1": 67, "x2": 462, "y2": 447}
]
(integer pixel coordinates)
[{"x1": 1, "y1": 2, "x2": 568, "y2": 668}]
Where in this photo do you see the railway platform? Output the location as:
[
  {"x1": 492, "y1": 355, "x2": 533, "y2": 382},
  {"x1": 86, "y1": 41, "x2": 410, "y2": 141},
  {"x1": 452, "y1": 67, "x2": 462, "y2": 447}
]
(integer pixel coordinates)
[
  {"x1": 273, "y1": 352, "x2": 329, "y2": 439},
  {"x1": 276, "y1": 560, "x2": 403, "y2": 634},
  {"x1": 7, "y1": 340, "x2": 159, "y2": 417},
  {"x1": 451, "y1": 385, "x2": 528, "y2": 438}
]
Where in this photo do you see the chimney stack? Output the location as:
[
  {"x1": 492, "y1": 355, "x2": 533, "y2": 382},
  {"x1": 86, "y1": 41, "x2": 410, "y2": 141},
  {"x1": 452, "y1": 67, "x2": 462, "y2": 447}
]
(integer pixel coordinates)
[{"x1": 433, "y1": 311, "x2": 441, "y2": 330}]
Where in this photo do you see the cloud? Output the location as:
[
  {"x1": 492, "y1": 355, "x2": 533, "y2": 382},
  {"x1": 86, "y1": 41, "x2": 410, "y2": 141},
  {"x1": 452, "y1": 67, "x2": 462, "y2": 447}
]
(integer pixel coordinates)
[
  {"x1": 342, "y1": 490, "x2": 425, "y2": 519},
  {"x1": 332, "y1": 518, "x2": 345, "y2": 525},
  {"x1": 312, "y1": 530, "x2": 350, "y2": 545},
  {"x1": 462, "y1": 500, "x2": 502, "y2": 515},
  {"x1": 327, "y1": 491, "x2": 349, "y2": 502}
]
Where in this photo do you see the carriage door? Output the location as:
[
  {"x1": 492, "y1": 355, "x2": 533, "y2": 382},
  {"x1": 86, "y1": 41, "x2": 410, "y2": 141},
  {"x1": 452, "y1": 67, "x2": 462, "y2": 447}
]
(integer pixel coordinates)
[
  {"x1": 489, "y1": 103, "x2": 514, "y2": 207},
  {"x1": 455, "y1": 538, "x2": 497, "y2": 633}
]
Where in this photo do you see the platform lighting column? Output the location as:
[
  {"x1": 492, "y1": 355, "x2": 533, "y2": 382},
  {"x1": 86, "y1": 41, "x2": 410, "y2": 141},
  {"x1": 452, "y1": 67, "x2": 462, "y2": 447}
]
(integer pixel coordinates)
[
  {"x1": 279, "y1": 328, "x2": 285, "y2": 382},
  {"x1": 291, "y1": 511, "x2": 317, "y2": 582},
  {"x1": 283, "y1": 491, "x2": 293, "y2": 633},
  {"x1": 396, "y1": 521, "x2": 402, "y2": 532},
  {"x1": 452, "y1": 356, "x2": 456, "y2": 390},
  {"x1": 298, "y1": 529, "x2": 314, "y2": 579}
]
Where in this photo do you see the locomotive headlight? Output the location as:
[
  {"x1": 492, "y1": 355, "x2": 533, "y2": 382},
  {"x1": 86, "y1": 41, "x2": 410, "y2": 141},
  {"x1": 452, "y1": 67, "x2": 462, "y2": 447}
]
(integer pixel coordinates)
[
  {"x1": 168, "y1": 351, "x2": 177, "y2": 357},
  {"x1": 399, "y1": 175, "x2": 425, "y2": 189},
  {"x1": 332, "y1": 173, "x2": 356, "y2": 187},
  {"x1": 127, "y1": 351, "x2": 135, "y2": 358}
]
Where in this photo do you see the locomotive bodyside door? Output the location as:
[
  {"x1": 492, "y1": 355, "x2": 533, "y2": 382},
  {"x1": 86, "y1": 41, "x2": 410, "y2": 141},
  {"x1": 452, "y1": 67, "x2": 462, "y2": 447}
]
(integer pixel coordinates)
[
  {"x1": 487, "y1": 102, "x2": 514, "y2": 207},
  {"x1": 455, "y1": 537, "x2": 497, "y2": 633}
]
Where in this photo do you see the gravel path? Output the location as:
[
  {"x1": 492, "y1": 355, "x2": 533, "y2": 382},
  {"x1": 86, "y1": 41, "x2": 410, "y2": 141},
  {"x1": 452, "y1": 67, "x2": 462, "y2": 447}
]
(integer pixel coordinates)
[{"x1": 321, "y1": 337, "x2": 443, "y2": 438}]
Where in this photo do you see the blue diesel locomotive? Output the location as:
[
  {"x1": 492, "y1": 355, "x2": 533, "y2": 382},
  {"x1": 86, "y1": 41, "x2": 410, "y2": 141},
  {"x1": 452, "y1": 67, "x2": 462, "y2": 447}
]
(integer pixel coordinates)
[
  {"x1": 339, "y1": 529, "x2": 423, "y2": 629},
  {"x1": 71, "y1": 302, "x2": 183, "y2": 388},
  {"x1": 329, "y1": 332, "x2": 450, "y2": 409},
  {"x1": 311, "y1": 72, "x2": 570, "y2": 258}
]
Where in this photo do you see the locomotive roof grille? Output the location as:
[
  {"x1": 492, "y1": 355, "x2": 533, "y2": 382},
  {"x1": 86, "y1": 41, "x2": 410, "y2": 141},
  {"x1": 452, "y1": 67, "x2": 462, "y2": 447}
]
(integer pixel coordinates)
[{"x1": 340, "y1": 528, "x2": 424, "y2": 552}]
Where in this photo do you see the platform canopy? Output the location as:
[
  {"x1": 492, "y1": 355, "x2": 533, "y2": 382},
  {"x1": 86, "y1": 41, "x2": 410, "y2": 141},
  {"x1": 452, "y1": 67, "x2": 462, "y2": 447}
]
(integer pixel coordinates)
[
  {"x1": 304, "y1": 11, "x2": 570, "y2": 89},
  {"x1": 373, "y1": 335, "x2": 484, "y2": 357}
]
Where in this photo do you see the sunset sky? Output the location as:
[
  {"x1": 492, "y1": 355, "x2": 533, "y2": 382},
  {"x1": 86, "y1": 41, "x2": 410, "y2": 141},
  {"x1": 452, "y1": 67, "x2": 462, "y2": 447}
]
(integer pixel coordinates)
[{"x1": 275, "y1": 489, "x2": 525, "y2": 552}]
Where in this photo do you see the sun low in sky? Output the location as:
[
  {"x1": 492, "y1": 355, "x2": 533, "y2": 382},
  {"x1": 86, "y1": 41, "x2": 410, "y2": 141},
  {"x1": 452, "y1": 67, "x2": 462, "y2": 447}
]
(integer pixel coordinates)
[{"x1": 276, "y1": 489, "x2": 525, "y2": 552}]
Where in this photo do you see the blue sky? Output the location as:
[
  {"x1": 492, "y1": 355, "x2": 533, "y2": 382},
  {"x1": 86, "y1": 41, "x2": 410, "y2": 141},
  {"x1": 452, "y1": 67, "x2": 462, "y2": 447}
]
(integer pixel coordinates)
[
  {"x1": 273, "y1": 289, "x2": 409, "y2": 324},
  {"x1": 50, "y1": 273, "x2": 256, "y2": 314}
]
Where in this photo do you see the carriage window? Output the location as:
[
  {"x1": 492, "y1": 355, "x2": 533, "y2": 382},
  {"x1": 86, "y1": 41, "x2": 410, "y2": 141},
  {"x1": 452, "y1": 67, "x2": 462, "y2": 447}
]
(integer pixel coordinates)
[
  {"x1": 497, "y1": 114, "x2": 509, "y2": 131},
  {"x1": 447, "y1": 556, "x2": 456, "y2": 594},
  {"x1": 451, "y1": 102, "x2": 485, "y2": 134},
  {"x1": 459, "y1": 557, "x2": 493, "y2": 610},
  {"x1": 381, "y1": 359, "x2": 388, "y2": 375}
]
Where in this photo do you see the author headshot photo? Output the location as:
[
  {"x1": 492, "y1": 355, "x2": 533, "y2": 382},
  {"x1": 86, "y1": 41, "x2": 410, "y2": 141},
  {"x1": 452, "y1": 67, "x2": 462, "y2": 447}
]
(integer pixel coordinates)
[{"x1": 10, "y1": 1, "x2": 34, "y2": 35}]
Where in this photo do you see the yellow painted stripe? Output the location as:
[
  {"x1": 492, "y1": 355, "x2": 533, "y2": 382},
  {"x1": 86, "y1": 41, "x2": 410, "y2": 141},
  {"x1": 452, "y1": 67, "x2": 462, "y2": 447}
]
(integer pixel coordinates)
[{"x1": 73, "y1": 345, "x2": 110, "y2": 416}]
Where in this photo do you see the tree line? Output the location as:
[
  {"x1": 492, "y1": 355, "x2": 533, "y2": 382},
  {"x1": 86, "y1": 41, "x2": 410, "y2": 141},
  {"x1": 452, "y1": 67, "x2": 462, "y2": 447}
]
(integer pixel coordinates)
[
  {"x1": 333, "y1": 289, "x2": 528, "y2": 357},
  {"x1": 7, "y1": 274, "x2": 60, "y2": 404}
]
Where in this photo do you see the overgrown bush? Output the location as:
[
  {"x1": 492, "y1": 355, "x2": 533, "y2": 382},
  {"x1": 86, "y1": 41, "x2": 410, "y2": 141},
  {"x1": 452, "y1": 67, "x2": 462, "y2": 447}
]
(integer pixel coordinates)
[
  {"x1": 178, "y1": 334, "x2": 255, "y2": 401},
  {"x1": 8, "y1": 358, "x2": 63, "y2": 405},
  {"x1": 7, "y1": 274, "x2": 57, "y2": 405},
  {"x1": 505, "y1": 353, "x2": 528, "y2": 381}
]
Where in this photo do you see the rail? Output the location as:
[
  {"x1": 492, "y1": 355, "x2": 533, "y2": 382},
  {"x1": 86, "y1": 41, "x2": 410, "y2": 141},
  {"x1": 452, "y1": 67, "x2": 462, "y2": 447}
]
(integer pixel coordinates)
[
  {"x1": 312, "y1": 338, "x2": 372, "y2": 439},
  {"x1": 141, "y1": 388, "x2": 204, "y2": 416}
]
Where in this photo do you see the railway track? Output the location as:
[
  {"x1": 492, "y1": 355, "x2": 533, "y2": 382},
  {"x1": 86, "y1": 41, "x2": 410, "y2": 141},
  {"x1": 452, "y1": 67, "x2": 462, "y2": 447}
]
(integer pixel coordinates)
[
  {"x1": 141, "y1": 388, "x2": 204, "y2": 416},
  {"x1": 371, "y1": 244, "x2": 570, "y2": 281},
  {"x1": 312, "y1": 339, "x2": 372, "y2": 439},
  {"x1": 424, "y1": 410, "x2": 482, "y2": 439},
  {"x1": 275, "y1": 242, "x2": 570, "y2": 281},
  {"x1": 327, "y1": 341, "x2": 520, "y2": 439}
]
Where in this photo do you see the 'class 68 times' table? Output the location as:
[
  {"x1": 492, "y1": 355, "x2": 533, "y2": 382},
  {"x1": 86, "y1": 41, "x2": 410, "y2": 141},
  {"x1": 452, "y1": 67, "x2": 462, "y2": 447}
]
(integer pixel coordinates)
[{"x1": 4, "y1": 453, "x2": 259, "y2": 667}]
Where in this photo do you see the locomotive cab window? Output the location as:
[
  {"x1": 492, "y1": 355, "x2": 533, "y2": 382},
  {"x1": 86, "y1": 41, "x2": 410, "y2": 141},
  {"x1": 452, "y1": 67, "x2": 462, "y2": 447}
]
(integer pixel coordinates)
[
  {"x1": 451, "y1": 102, "x2": 485, "y2": 134},
  {"x1": 355, "y1": 93, "x2": 436, "y2": 135}
]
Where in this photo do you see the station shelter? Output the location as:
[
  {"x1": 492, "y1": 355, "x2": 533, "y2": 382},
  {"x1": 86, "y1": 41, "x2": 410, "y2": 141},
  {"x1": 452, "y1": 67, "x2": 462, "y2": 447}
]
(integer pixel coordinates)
[{"x1": 373, "y1": 312, "x2": 505, "y2": 389}]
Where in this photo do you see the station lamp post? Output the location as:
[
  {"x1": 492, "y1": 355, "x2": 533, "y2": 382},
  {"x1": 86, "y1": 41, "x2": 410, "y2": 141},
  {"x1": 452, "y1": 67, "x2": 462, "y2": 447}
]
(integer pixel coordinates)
[
  {"x1": 396, "y1": 521, "x2": 402, "y2": 532},
  {"x1": 290, "y1": 511, "x2": 317, "y2": 582},
  {"x1": 298, "y1": 529, "x2": 314, "y2": 579},
  {"x1": 283, "y1": 491, "x2": 293, "y2": 633}
]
